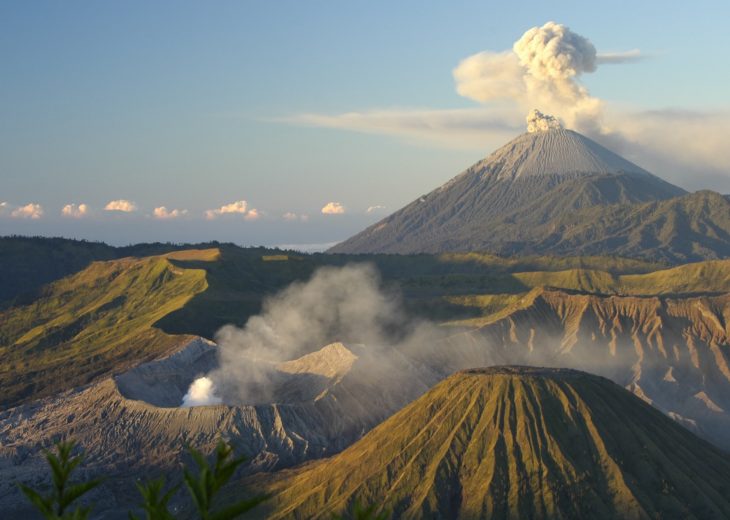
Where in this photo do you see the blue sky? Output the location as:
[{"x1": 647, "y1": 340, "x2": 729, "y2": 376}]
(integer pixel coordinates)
[{"x1": 2, "y1": 1, "x2": 729, "y2": 246}]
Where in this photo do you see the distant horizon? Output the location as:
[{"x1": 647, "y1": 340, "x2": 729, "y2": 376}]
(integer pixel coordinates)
[{"x1": 3, "y1": 2, "x2": 729, "y2": 243}]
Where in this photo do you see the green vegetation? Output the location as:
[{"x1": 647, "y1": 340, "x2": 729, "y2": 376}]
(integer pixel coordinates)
[
  {"x1": 21, "y1": 440, "x2": 267, "y2": 520},
  {"x1": 0, "y1": 236, "x2": 117, "y2": 307},
  {"x1": 21, "y1": 440, "x2": 389, "y2": 520},
  {"x1": 19, "y1": 440, "x2": 102, "y2": 520},
  {"x1": 132, "y1": 477, "x2": 178, "y2": 520},
  {"x1": 0, "y1": 253, "x2": 210, "y2": 407},
  {"x1": 181, "y1": 442, "x2": 268, "y2": 520},
  {"x1": 0, "y1": 236, "x2": 223, "y2": 307}
]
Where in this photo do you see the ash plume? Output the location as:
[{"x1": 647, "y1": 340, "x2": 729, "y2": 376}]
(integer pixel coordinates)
[
  {"x1": 526, "y1": 109, "x2": 562, "y2": 133},
  {"x1": 454, "y1": 21, "x2": 610, "y2": 133}
]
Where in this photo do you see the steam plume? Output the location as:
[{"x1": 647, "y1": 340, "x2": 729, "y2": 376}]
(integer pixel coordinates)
[
  {"x1": 181, "y1": 377, "x2": 222, "y2": 407},
  {"x1": 196, "y1": 264, "x2": 443, "y2": 404}
]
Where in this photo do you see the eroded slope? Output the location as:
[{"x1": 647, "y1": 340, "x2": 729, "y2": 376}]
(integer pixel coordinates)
[{"x1": 256, "y1": 368, "x2": 730, "y2": 519}]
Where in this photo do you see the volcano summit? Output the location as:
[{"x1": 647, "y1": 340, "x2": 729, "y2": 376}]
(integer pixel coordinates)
[{"x1": 330, "y1": 111, "x2": 730, "y2": 262}]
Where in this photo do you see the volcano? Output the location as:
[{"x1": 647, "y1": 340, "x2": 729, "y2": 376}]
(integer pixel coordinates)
[
  {"x1": 330, "y1": 115, "x2": 730, "y2": 262},
  {"x1": 255, "y1": 367, "x2": 730, "y2": 519}
]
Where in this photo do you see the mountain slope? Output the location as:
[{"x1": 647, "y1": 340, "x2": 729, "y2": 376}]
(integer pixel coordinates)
[
  {"x1": 446, "y1": 288, "x2": 730, "y2": 450},
  {"x1": 254, "y1": 367, "x2": 730, "y2": 519},
  {"x1": 0, "y1": 250, "x2": 213, "y2": 408},
  {"x1": 0, "y1": 340, "x2": 437, "y2": 516},
  {"x1": 328, "y1": 127, "x2": 730, "y2": 261}
]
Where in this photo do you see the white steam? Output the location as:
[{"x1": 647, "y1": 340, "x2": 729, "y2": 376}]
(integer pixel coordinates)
[
  {"x1": 187, "y1": 264, "x2": 443, "y2": 405},
  {"x1": 526, "y1": 109, "x2": 562, "y2": 133},
  {"x1": 181, "y1": 376, "x2": 222, "y2": 407}
]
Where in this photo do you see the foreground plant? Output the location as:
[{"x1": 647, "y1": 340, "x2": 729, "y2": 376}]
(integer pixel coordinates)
[
  {"x1": 129, "y1": 476, "x2": 178, "y2": 520},
  {"x1": 183, "y1": 441, "x2": 268, "y2": 520},
  {"x1": 23, "y1": 439, "x2": 392, "y2": 519},
  {"x1": 19, "y1": 440, "x2": 103, "y2": 519}
]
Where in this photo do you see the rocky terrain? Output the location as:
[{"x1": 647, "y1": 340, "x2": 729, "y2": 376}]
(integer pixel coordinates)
[
  {"x1": 2, "y1": 241, "x2": 730, "y2": 517},
  {"x1": 435, "y1": 288, "x2": 730, "y2": 451},
  {"x1": 4, "y1": 282, "x2": 730, "y2": 516},
  {"x1": 254, "y1": 367, "x2": 730, "y2": 519},
  {"x1": 0, "y1": 337, "x2": 437, "y2": 517}
]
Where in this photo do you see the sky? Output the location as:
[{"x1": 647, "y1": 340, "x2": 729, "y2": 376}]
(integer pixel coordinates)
[{"x1": 2, "y1": 1, "x2": 729, "y2": 248}]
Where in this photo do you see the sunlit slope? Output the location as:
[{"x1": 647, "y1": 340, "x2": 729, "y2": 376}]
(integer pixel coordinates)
[
  {"x1": 447, "y1": 259, "x2": 730, "y2": 324},
  {"x1": 515, "y1": 259, "x2": 730, "y2": 294},
  {"x1": 0, "y1": 236, "x2": 219, "y2": 306},
  {"x1": 452, "y1": 288, "x2": 730, "y2": 450},
  {"x1": 0, "y1": 251, "x2": 212, "y2": 407},
  {"x1": 256, "y1": 368, "x2": 730, "y2": 519}
]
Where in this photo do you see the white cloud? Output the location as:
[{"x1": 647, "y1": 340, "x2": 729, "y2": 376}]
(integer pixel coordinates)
[
  {"x1": 205, "y1": 200, "x2": 259, "y2": 220},
  {"x1": 284, "y1": 107, "x2": 520, "y2": 149},
  {"x1": 366, "y1": 205, "x2": 386, "y2": 213},
  {"x1": 599, "y1": 109, "x2": 730, "y2": 190},
  {"x1": 0, "y1": 202, "x2": 7, "y2": 213},
  {"x1": 596, "y1": 49, "x2": 644, "y2": 64},
  {"x1": 11, "y1": 203, "x2": 44, "y2": 219},
  {"x1": 104, "y1": 199, "x2": 137, "y2": 212},
  {"x1": 61, "y1": 203, "x2": 89, "y2": 218},
  {"x1": 153, "y1": 206, "x2": 188, "y2": 219},
  {"x1": 283, "y1": 211, "x2": 309, "y2": 221},
  {"x1": 244, "y1": 208, "x2": 260, "y2": 221},
  {"x1": 321, "y1": 202, "x2": 345, "y2": 215}
]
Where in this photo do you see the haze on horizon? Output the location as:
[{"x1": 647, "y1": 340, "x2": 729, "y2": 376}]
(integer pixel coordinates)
[{"x1": 2, "y1": 1, "x2": 729, "y2": 247}]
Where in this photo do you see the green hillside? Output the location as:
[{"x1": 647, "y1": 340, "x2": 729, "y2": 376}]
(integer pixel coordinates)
[
  {"x1": 253, "y1": 367, "x2": 730, "y2": 519},
  {"x1": 0, "y1": 251, "x2": 211, "y2": 407}
]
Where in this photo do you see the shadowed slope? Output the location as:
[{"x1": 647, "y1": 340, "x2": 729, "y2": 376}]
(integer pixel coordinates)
[{"x1": 256, "y1": 367, "x2": 730, "y2": 519}]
